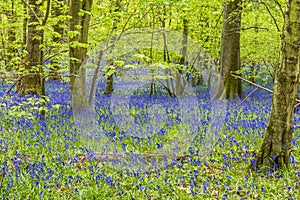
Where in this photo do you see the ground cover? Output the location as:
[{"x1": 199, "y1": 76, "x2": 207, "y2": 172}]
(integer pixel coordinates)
[{"x1": 0, "y1": 80, "x2": 299, "y2": 199}]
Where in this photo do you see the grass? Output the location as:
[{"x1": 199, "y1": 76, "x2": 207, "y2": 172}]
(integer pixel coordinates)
[{"x1": 0, "y1": 79, "x2": 300, "y2": 199}]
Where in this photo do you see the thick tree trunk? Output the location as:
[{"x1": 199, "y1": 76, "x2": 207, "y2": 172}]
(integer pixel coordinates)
[
  {"x1": 214, "y1": 0, "x2": 244, "y2": 100},
  {"x1": 17, "y1": 0, "x2": 44, "y2": 95},
  {"x1": 69, "y1": 0, "x2": 93, "y2": 107},
  {"x1": 255, "y1": 0, "x2": 300, "y2": 170}
]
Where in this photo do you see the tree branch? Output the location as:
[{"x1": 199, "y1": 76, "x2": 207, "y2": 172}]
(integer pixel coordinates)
[
  {"x1": 259, "y1": 1, "x2": 280, "y2": 32},
  {"x1": 240, "y1": 26, "x2": 269, "y2": 31},
  {"x1": 273, "y1": 0, "x2": 284, "y2": 18},
  {"x1": 42, "y1": 0, "x2": 51, "y2": 26},
  {"x1": 231, "y1": 73, "x2": 300, "y2": 103},
  {"x1": 21, "y1": 0, "x2": 40, "y2": 23}
]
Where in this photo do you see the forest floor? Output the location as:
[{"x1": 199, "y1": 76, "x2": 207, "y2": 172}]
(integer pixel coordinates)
[{"x1": 0, "y1": 80, "x2": 299, "y2": 199}]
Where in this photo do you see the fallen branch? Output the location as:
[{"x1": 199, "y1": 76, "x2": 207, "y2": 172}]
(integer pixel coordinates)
[{"x1": 231, "y1": 73, "x2": 300, "y2": 103}]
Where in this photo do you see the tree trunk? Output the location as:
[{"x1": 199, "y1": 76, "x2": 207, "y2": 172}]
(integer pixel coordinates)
[
  {"x1": 3, "y1": 1, "x2": 17, "y2": 71},
  {"x1": 49, "y1": 0, "x2": 66, "y2": 81},
  {"x1": 213, "y1": 0, "x2": 244, "y2": 100},
  {"x1": 249, "y1": 63, "x2": 255, "y2": 84},
  {"x1": 103, "y1": 0, "x2": 121, "y2": 96},
  {"x1": 104, "y1": 75, "x2": 114, "y2": 95},
  {"x1": 255, "y1": 0, "x2": 300, "y2": 170},
  {"x1": 69, "y1": 0, "x2": 93, "y2": 107},
  {"x1": 23, "y1": 1, "x2": 27, "y2": 46},
  {"x1": 162, "y1": 5, "x2": 170, "y2": 63},
  {"x1": 179, "y1": 18, "x2": 188, "y2": 66},
  {"x1": 17, "y1": 0, "x2": 44, "y2": 95}
]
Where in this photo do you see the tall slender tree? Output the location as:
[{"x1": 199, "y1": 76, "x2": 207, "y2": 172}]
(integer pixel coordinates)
[
  {"x1": 18, "y1": 0, "x2": 46, "y2": 95},
  {"x1": 104, "y1": 0, "x2": 121, "y2": 95},
  {"x1": 69, "y1": 0, "x2": 93, "y2": 107},
  {"x1": 214, "y1": 0, "x2": 244, "y2": 100},
  {"x1": 255, "y1": 0, "x2": 300, "y2": 170},
  {"x1": 49, "y1": 0, "x2": 67, "y2": 80}
]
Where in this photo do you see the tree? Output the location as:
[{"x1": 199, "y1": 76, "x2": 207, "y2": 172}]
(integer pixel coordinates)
[
  {"x1": 5, "y1": 0, "x2": 17, "y2": 66},
  {"x1": 17, "y1": 0, "x2": 49, "y2": 95},
  {"x1": 214, "y1": 0, "x2": 244, "y2": 100},
  {"x1": 48, "y1": 0, "x2": 67, "y2": 80},
  {"x1": 255, "y1": 0, "x2": 300, "y2": 170},
  {"x1": 104, "y1": 0, "x2": 121, "y2": 95},
  {"x1": 69, "y1": 0, "x2": 93, "y2": 107}
]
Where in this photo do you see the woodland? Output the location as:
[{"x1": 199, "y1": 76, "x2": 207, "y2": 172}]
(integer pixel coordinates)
[{"x1": 0, "y1": 0, "x2": 300, "y2": 199}]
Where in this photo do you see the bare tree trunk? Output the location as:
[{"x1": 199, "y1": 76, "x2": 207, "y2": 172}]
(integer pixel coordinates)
[
  {"x1": 213, "y1": 0, "x2": 244, "y2": 100},
  {"x1": 255, "y1": 0, "x2": 300, "y2": 170},
  {"x1": 23, "y1": 1, "x2": 27, "y2": 46},
  {"x1": 249, "y1": 63, "x2": 255, "y2": 84},
  {"x1": 7, "y1": 2, "x2": 16, "y2": 44},
  {"x1": 162, "y1": 5, "x2": 170, "y2": 63},
  {"x1": 69, "y1": 0, "x2": 93, "y2": 107},
  {"x1": 179, "y1": 18, "x2": 188, "y2": 66}
]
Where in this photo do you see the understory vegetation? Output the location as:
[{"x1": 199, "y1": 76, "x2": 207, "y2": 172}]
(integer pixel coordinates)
[{"x1": 0, "y1": 77, "x2": 299, "y2": 199}]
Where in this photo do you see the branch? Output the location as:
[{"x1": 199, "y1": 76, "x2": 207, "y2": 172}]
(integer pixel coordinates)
[
  {"x1": 259, "y1": 1, "x2": 280, "y2": 32},
  {"x1": 44, "y1": 50, "x2": 68, "y2": 61},
  {"x1": 125, "y1": 7, "x2": 153, "y2": 31},
  {"x1": 42, "y1": 0, "x2": 51, "y2": 26},
  {"x1": 240, "y1": 26, "x2": 269, "y2": 31},
  {"x1": 231, "y1": 73, "x2": 300, "y2": 103},
  {"x1": 21, "y1": 0, "x2": 40, "y2": 23},
  {"x1": 273, "y1": 0, "x2": 284, "y2": 18}
]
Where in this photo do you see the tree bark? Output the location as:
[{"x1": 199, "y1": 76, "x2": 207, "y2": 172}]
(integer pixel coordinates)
[
  {"x1": 23, "y1": 1, "x2": 27, "y2": 46},
  {"x1": 255, "y1": 0, "x2": 300, "y2": 170},
  {"x1": 49, "y1": 0, "x2": 67, "y2": 81},
  {"x1": 69, "y1": 0, "x2": 93, "y2": 107},
  {"x1": 214, "y1": 0, "x2": 244, "y2": 100},
  {"x1": 103, "y1": 0, "x2": 121, "y2": 96},
  {"x1": 17, "y1": 0, "x2": 44, "y2": 95},
  {"x1": 104, "y1": 75, "x2": 114, "y2": 95},
  {"x1": 2, "y1": 1, "x2": 17, "y2": 71}
]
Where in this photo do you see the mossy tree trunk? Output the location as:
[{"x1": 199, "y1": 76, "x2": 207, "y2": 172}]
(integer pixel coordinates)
[
  {"x1": 214, "y1": 0, "x2": 244, "y2": 100},
  {"x1": 255, "y1": 0, "x2": 300, "y2": 170},
  {"x1": 69, "y1": 0, "x2": 93, "y2": 107}
]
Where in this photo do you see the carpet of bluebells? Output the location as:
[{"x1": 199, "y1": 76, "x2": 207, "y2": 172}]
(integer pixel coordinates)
[{"x1": 0, "y1": 78, "x2": 300, "y2": 200}]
